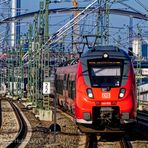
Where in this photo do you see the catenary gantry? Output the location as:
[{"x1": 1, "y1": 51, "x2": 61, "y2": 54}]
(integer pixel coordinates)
[{"x1": 0, "y1": 7, "x2": 148, "y2": 25}]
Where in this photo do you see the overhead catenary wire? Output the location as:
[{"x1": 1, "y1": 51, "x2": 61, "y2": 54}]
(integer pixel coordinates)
[
  {"x1": 0, "y1": 0, "x2": 146, "y2": 63},
  {"x1": 0, "y1": 0, "x2": 10, "y2": 5},
  {"x1": 110, "y1": 34, "x2": 138, "y2": 57},
  {"x1": 22, "y1": 0, "x2": 99, "y2": 60},
  {"x1": 23, "y1": 0, "x2": 124, "y2": 61},
  {"x1": 117, "y1": 0, "x2": 147, "y2": 16},
  {"x1": 135, "y1": 0, "x2": 148, "y2": 13}
]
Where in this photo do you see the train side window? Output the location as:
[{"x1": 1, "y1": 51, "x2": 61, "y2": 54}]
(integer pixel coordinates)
[
  {"x1": 58, "y1": 80, "x2": 60, "y2": 94},
  {"x1": 67, "y1": 74, "x2": 69, "y2": 90},
  {"x1": 64, "y1": 74, "x2": 67, "y2": 90},
  {"x1": 60, "y1": 79, "x2": 63, "y2": 95},
  {"x1": 71, "y1": 81, "x2": 76, "y2": 99},
  {"x1": 57, "y1": 79, "x2": 60, "y2": 93},
  {"x1": 55, "y1": 74, "x2": 57, "y2": 90},
  {"x1": 56, "y1": 75, "x2": 63, "y2": 94},
  {"x1": 55, "y1": 74, "x2": 57, "y2": 81},
  {"x1": 68, "y1": 80, "x2": 71, "y2": 98},
  {"x1": 56, "y1": 79, "x2": 59, "y2": 93}
]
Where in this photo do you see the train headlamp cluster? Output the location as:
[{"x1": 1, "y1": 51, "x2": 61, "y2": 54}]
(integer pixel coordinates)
[
  {"x1": 119, "y1": 88, "x2": 126, "y2": 98},
  {"x1": 86, "y1": 88, "x2": 94, "y2": 99},
  {"x1": 103, "y1": 53, "x2": 109, "y2": 58}
]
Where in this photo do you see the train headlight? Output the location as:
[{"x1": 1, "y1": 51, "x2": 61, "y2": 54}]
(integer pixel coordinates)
[
  {"x1": 119, "y1": 88, "x2": 126, "y2": 98},
  {"x1": 86, "y1": 88, "x2": 94, "y2": 99},
  {"x1": 103, "y1": 53, "x2": 109, "y2": 58}
]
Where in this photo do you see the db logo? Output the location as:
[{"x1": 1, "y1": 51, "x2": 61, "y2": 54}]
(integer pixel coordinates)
[{"x1": 102, "y1": 93, "x2": 110, "y2": 98}]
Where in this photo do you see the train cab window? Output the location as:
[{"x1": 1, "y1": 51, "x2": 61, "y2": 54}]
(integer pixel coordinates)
[{"x1": 88, "y1": 59, "x2": 123, "y2": 88}]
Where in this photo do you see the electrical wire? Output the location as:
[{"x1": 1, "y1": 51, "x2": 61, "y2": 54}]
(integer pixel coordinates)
[
  {"x1": 117, "y1": 0, "x2": 147, "y2": 15},
  {"x1": 0, "y1": 0, "x2": 10, "y2": 5},
  {"x1": 22, "y1": 0, "x2": 99, "y2": 60},
  {"x1": 135, "y1": 0, "x2": 148, "y2": 12},
  {"x1": 3, "y1": 0, "x2": 147, "y2": 63}
]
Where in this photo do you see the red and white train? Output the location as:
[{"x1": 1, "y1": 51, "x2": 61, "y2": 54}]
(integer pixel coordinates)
[{"x1": 55, "y1": 46, "x2": 137, "y2": 132}]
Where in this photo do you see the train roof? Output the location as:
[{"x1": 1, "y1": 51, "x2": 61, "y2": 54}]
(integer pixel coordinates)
[
  {"x1": 81, "y1": 46, "x2": 130, "y2": 60},
  {"x1": 58, "y1": 46, "x2": 131, "y2": 67},
  {"x1": 58, "y1": 58, "x2": 79, "y2": 67}
]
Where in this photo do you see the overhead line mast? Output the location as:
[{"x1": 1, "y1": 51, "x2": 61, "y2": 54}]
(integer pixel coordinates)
[
  {"x1": 72, "y1": 0, "x2": 78, "y2": 54},
  {"x1": 105, "y1": 0, "x2": 110, "y2": 45},
  {"x1": 97, "y1": 0, "x2": 110, "y2": 46},
  {"x1": 44, "y1": 0, "x2": 49, "y2": 42},
  {"x1": 11, "y1": 0, "x2": 16, "y2": 47}
]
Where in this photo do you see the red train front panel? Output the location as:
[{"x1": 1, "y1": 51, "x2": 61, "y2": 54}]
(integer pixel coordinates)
[{"x1": 74, "y1": 48, "x2": 137, "y2": 130}]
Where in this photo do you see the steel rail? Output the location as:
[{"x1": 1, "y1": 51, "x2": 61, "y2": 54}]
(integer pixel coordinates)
[
  {"x1": 120, "y1": 137, "x2": 132, "y2": 148},
  {"x1": 87, "y1": 134, "x2": 97, "y2": 148},
  {"x1": 140, "y1": 90, "x2": 148, "y2": 95},
  {"x1": 6, "y1": 100, "x2": 27, "y2": 148},
  {"x1": 137, "y1": 111, "x2": 148, "y2": 127}
]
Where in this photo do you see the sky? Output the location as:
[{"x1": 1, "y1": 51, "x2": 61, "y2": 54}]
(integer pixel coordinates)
[
  {"x1": 19, "y1": 0, "x2": 148, "y2": 51},
  {"x1": 20, "y1": 0, "x2": 148, "y2": 12},
  {"x1": 20, "y1": 0, "x2": 148, "y2": 35},
  {"x1": 20, "y1": 0, "x2": 148, "y2": 28},
  {"x1": 21, "y1": 0, "x2": 76, "y2": 12}
]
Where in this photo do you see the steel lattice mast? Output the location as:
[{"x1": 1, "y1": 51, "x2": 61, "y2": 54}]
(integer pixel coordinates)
[{"x1": 0, "y1": 0, "x2": 11, "y2": 50}]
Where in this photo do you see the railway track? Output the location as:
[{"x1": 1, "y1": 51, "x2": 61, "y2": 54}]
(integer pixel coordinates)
[
  {"x1": 6, "y1": 100, "x2": 27, "y2": 147},
  {"x1": 120, "y1": 137, "x2": 132, "y2": 148},
  {"x1": 137, "y1": 110, "x2": 148, "y2": 126},
  {"x1": 0, "y1": 98, "x2": 28, "y2": 147},
  {"x1": 59, "y1": 108, "x2": 133, "y2": 148},
  {"x1": 86, "y1": 134, "x2": 133, "y2": 148},
  {"x1": 56, "y1": 103, "x2": 134, "y2": 148},
  {"x1": 87, "y1": 134, "x2": 97, "y2": 148}
]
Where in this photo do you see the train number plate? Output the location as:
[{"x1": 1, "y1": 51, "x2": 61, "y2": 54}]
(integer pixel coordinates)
[{"x1": 102, "y1": 92, "x2": 111, "y2": 98}]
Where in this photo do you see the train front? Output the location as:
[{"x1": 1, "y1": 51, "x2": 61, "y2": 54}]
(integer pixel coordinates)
[{"x1": 75, "y1": 46, "x2": 137, "y2": 132}]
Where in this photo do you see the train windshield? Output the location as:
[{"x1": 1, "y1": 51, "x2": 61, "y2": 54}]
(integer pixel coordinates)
[{"x1": 88, "y1": 60, "x2": 123, "y2": 87}]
